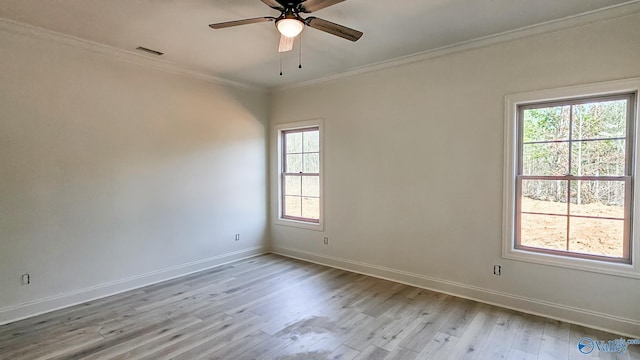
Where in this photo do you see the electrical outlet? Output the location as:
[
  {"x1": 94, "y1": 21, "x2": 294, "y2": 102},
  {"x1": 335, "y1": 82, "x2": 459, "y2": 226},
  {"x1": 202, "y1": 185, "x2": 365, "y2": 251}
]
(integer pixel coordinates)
[
  {"x1": 323, "y1": 237, "x2": 329, "y2": 245},
  {"x1": 22, "y1": 273, "x2": 30, "y2": 285},
  {"x1": 235, "y1": 234, "x2": 240, "y2": 241},
  {"x1": 493, "y1": 265, "x2": 502, "y2": 276}
]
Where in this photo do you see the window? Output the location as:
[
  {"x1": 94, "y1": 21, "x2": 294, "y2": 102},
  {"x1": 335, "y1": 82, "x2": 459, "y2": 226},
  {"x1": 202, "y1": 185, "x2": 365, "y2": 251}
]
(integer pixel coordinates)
[
  {"x1": 503, "y1": 78, "x2": 640, "y2": 277},
  {"x1": 282, "y1": 127, "x2": 320, "y2": 222},
  {"x1": 274, "y1": 119, "x2": 323, "y2": 230},
  {"x1": 517, "y1": 95, "x2": 634, "y2": 262}
]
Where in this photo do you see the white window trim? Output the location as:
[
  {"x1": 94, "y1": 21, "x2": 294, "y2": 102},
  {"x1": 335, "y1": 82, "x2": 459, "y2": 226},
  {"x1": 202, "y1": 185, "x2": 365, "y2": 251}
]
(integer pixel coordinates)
[
  {"x1": 273, "y1": 119, "x2": 324, "y2": 231},
  {"x1": 503, "y1": 78, "x2": 640, "y2": 278}
]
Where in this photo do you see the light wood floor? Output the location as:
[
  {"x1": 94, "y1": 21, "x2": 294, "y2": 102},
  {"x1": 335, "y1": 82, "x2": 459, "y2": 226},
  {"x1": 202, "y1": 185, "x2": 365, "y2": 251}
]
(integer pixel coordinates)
[{"x1": 1, "y1": 254, "x2": 637, "y2": 360}]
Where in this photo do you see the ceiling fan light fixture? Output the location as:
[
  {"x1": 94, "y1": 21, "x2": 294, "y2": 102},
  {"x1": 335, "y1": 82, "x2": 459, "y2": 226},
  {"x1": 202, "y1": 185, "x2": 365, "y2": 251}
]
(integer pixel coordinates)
[{"x1": 277, "y1": 18, "x2": 304, "y2": 37}]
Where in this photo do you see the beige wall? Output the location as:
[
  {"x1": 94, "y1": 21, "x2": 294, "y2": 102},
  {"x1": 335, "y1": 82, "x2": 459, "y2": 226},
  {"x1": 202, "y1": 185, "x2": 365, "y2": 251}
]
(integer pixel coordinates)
[
  {"x1": 270, "y1": 14, "x2": 640, "y2": 336},
  {"x1": 0, "y1": 25, "x2": 269, "y2": 322}
]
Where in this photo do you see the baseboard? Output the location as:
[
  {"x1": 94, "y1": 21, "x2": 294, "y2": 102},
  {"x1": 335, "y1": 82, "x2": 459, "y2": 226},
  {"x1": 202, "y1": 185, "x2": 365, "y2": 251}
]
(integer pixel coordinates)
[
  {"x1": 0, "y1": 246, "x2": 267, "y2": 326},
  {"x1": 272, "y1": 246, "x2": 640, "y2": 338}
]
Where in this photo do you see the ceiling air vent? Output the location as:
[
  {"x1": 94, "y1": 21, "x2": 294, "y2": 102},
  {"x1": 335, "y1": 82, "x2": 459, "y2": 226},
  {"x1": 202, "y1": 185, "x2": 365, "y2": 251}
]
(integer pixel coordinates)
[{"x1": 136, "y1": 46, "x2": 164, "y2": 56}]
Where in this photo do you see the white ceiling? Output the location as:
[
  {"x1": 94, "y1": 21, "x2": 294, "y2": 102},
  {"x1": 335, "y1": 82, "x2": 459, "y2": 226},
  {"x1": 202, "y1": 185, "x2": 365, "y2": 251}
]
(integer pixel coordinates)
[{"x1": 0, "y1": 0, "x2": 637, "y2": 88}]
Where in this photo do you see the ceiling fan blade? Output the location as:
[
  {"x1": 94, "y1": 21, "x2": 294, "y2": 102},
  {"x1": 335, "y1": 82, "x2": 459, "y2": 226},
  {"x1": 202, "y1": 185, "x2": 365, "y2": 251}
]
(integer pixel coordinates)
[
  {"x1": 209, "y1": 17, "x2": 275, "y2": 29},
  {"x1": 299, "y1": 0, "x2": 345, "y2": 13},
  {"x1": 260, "y1": 0, "x2": 285, "y2": 11},
  {"x1": 278, "y1": 34, "x2": 295, "y2": 52},
  {"x1": 305, "y1": 17, "x2": 363, "y2": 42}
]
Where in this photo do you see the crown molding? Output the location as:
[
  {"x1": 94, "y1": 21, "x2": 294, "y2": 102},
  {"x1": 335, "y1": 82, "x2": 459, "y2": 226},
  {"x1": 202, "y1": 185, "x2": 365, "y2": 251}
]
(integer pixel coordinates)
[
  {"x1": 272, "y1": 0, "x2": 640, "y2": 92},
  {"x1": 0, "y1": 17, "x2": 264, "y2": 92}
]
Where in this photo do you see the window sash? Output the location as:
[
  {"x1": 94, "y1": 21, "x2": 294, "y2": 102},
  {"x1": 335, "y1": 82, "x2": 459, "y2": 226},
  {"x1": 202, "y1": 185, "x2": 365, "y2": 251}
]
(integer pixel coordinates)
[
  {"x1": 515, "y1": 175, "x2": 632, "y2": 263},
  {"x1": 281, "y1": 174, "x2": 321, "y2": 223},
  {"x1": 515, "y1": 93, "x2": 635, "y2": 263}
]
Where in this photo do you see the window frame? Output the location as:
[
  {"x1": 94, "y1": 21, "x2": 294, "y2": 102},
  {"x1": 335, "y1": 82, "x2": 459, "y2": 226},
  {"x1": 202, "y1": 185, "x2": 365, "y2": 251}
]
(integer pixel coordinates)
[
  {"x1": 503, "y1": 78, "x2": 640, "y2": 278},
  {"x1": 273, "y1": 119, "x2": 324, "y2": 231}
]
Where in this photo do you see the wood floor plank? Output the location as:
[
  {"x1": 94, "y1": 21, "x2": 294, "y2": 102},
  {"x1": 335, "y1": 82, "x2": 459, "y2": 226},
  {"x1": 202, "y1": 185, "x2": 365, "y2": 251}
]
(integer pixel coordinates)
[
  {"x1": 257, "y1": 273, "x2": 367, "y2": 336},
  {"x1": 117, "y1": 313, "x2": 235, "y2": 360},
  {"x1": 353, "y1": 344, "x2": 389, "y2": 360},
  {"x1": 510, "y1": 313, "x2": 546, "y2": 355},
  {"x1": 67, "y1": 316, "x2": 204, "y2": 360},
  {"x1": 2, "y1": 324, "x2": 103, "y2": 360},
  {"x1": 384, "y1": 347, "x2": 420, "y2": 360},
  {"x1": 439, "y1": 297, "x2": 481, "y2": 338},
  {"x1": 538, "y1": 318, "x2": 571, "y2": 360},
  {"x1": 397, "y1": 293, "x2": 457, "y2": 352},
  {"x1": 415, "y1": 331, "x2": 460, "y2": 359},
  {"x1": 507, "y1": 348, "x2": 539, "y2": 360},
  {"x1": 443, "y1": 304, "x2": 501, "y2": 360},
  {"x1": 343, "y1": 314, "x2": 397, "y2": 351},
  {"x1": 1, "y1": 254, "x2": 636, "y2": 360},
  {"x1": 371, "y1": 306, "x2": 430, "y2": 352},
  {"x1": 243, "y1": 333, "x2": 297, "y2": 359},
  {"x1": 205, "y1": 330, "x2": 272, "y2": 360},
  {"x1": 474, "y1": 310, "x2": 524, "y2": 359},
  {"x1": 148, "y1": 313, "x2": 266, "y2": 360},
  {"x1": 328, "y1": 344, "x2": 361, "y2": 360}
]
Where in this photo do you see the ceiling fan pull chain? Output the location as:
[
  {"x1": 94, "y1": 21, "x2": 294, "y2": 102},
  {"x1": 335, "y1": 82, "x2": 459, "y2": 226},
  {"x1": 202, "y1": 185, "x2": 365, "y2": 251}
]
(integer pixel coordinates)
[
  {"x1": 298, "y1": 33, "x2": 303, "y2": 69},
  {"x1": 280, "y1": 52, "x2": 283, "y2": 76}
]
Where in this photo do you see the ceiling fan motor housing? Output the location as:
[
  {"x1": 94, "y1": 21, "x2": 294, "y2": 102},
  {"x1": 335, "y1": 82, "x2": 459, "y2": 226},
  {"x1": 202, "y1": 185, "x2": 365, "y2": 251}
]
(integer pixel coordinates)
[{"x1": 276, "y1": 9, "x2": 305, "y2": 37}]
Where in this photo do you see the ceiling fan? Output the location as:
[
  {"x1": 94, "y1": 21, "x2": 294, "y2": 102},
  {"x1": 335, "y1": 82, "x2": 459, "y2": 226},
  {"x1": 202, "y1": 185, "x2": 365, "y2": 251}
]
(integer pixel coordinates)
[{"x1": 209, "y1": 0, "x2": 363, "y2": 53}]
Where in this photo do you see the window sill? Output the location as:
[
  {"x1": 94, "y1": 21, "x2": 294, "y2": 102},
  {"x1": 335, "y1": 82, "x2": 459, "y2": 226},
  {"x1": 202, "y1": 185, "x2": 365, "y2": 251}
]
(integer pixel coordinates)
[
  {"x1": 274, "y1": 217, "x2": 324, "y2": 232},
  {"x1": 503, "y1": 247, "x2": 640, "y2": 279}
]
